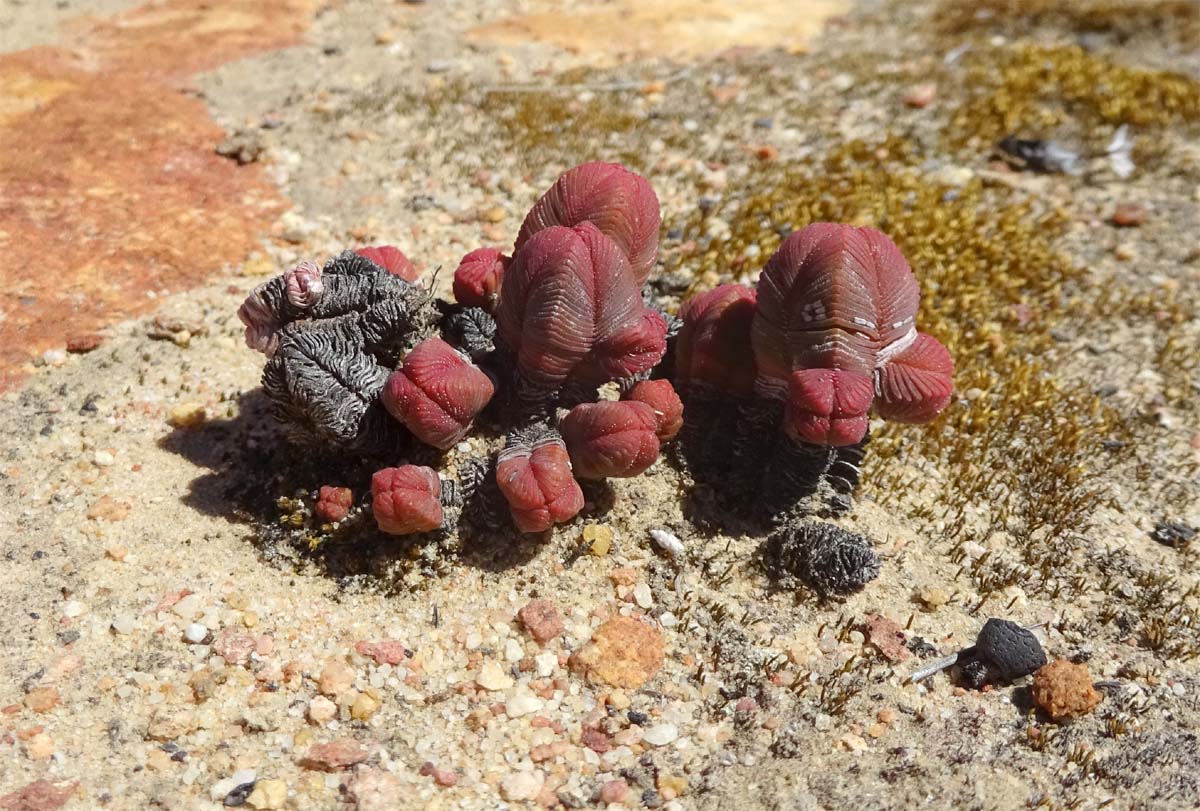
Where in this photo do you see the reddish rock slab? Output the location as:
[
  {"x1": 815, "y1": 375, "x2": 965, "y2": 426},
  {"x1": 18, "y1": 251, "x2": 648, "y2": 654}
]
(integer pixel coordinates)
[{"x1": 0, "y1": 1, "x2": 320, "y2": 391}]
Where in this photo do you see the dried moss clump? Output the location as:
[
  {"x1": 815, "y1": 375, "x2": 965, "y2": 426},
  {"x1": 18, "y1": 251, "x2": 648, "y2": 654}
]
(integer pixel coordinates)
[
  {"x1": 667, "y1": 138, "x2": 1130, "y2": 599},
  {"x1": 933, "y1": 0, "x2": 1200, "y2": 46},
  {"x1": 946, "y1": 44, "x2": 1200, "y2": 152}
]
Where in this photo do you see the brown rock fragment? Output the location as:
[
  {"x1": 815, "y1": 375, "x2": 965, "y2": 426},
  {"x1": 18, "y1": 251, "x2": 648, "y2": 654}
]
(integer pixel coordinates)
[
  {"x1": 569, "y1": 616, "x2": 663, "y2": 689},
  {"x1": 518, "y1": 599, "x2": 564, "y2": 644},
  {"x1": 863, "y1": 613, "x2": 909, "y2": 663},
  {"x1": 300, "y1": 738, "x2": 370, "y2": 771},
  {"x1": 354, "y1": 640, "x2": 408, "y2": 666},
  {"x1": 212, "y1": 628, "x2": 257, "y2": 666},
  {"x1": 903, "y1": 83, "x2": 937, "y2": 108},
  {"x1": 1031, "y1": 659, "x2": 1102, "y2": 721},
  {"x1": 1111, "y1": 202, "x2": 1147, "y2": 227},
  {"x1": 0, "y1": 779, "x2": 78, "y2": 811},
  {"x1": 66, "y1": 334, "x2": 103, "y2": 353},
  {"x1": 23, "y1": 687, "x2": 60, "y2": 714}
]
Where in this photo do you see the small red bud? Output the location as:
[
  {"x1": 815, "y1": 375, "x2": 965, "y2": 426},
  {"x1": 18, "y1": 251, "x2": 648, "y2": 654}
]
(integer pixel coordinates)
[{"x1": 372, "y1": 465, "x2": 442, "y2": 535}]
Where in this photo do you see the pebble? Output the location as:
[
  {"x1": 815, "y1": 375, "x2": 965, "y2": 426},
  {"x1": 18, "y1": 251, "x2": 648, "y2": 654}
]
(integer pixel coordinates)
[
  {"x1": 246, "y1": 778, "x2": 287, "y2": 809},
  {"x1": 649, "y1": 528, "x2": 685, "y2": 558},
  {"x1": 917, "y1": 587, "x2": 949, "y2": 609},
  {"x1": 505, "y1": 689, "x2": 545, "y2": 718},
  {"x1": 534, "y1": 652, "x2": 557, "y2": 677},
  {"x1": 210, "y1": 769, "x2": 256, "y2": 802},
  {"x1": 642, "y1": 723, "x2": 678, "y2": 746},
  {"x1": 167, "y1": 403, "x2": 207, "y2": 429},
  {"x1": 518, "y1": 599, "x2": 564, "y2": 644},
  {"x1": 568, "y1": 616, "x2": 664, "y2": 689},
  {"x1": 319, "y1": 660, "x2": 356, "y2": 696},
  {"x1": 299, "y1": 738, "x2": 370, "y2": 771},
  {"x1": 66, "y1": 334, "x2": 103, "y2": 353},
  {"x1": 40, "y1": 348, "x2": 68, "y2": 367},
  {"x1": 903, "y1": 83, "x2": 937, "y2": 108},
  {"x1": 350, "y1": 692, "x2": 381, "y2": 721},
  {"x1": 183, "y1": 623, "x2": 208, "y2": 643},
  {"x1": 93, "y1": 450, "x2": 114, "y2": 467},
  {"x1": 600, "y1": 779, "x2": 629, "y2": 804},
  {"x1": 583, "y1": 524, "x2": 613, "y2": 556},
  {"x1": 499, "y1": 770, "x2": 543, "y2": 801},
  {"x1": 25, "y1": 687, "x2": 60, "y2": 713},
  {"x1": 425, "y1": 60, "x2": 452, "y2": 73},
  {"x1": 62, "y1": 600, "x2": 87, "y2": 618},
  {"x1": 111, "y1": 614, "x2": 136, "y2": 635},
  {"x1": 632, "y1": 583, "x2": 654, "y2": 609},
  {"x1": 477, "y1": 661, "x2": 515, "y2": 691},
  {"x1": 1111, "y1": 202, "x2": 1147, "y2": 227},
  {"x1": 308, "y1": 696, "x2": 337, "y2": 725}
]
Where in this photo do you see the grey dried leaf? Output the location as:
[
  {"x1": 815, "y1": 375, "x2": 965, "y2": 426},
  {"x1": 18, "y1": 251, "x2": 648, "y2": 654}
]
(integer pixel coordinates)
[
  {"x1": 262, "y1": 321, "x2": 400, "y2": 452},
  {"x1": 765, "y1": 521, "x2": 880, "y2": 597}
]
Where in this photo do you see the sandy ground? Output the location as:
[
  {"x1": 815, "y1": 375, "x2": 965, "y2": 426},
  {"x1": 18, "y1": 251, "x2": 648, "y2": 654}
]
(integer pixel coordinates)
[{"x1": 1, "y1": 1, "x2": 1198, "y2": 810}]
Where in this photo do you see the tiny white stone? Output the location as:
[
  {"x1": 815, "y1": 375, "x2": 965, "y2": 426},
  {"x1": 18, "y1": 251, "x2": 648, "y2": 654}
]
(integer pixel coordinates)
[
  {"x1": 93, "y1": 450, "x2": 114, "y2": 467},
  {"x1": 659, "y1": 612, "x2": 678, "y2": 628},
  {"x1": 111, "y1": 614, "x2": 136, "y2": 635},
  {"x1": 42, "y1": 349, "x2": 67, "y2": 367},
  {"x1": 172, "y1": 594, "x2": 202, "y2": 619},
  {"x1": 633, "y1": 583, "x2": 654, "y2": 609},
  {"x1": 649, "y1": 528, "x2": 685, "y2": 558},
  {"x1": 62, "y1": 600, "x2": 87, "y2": 618},
  {"x1": 504, "y1": 638, "x2": 524, "y2": 662},
  {"x1": 500, "y1": 770, "x2": 543, "y2": 801},
  {"x1": 642, "y1": 723, "x2": 679, "y2": 746},
  {"x1": 184, "y1": 623, "x2": 209, "y2": 644},
  {"x1": 534, "y1": 652, "x2": 558, "y2": 678},
  {"x1": 476, "y1": 661, "x2": 514, "y2": 691},
  {"x1": 505, "y1": 689, "x2": 544, "y2": 718}
]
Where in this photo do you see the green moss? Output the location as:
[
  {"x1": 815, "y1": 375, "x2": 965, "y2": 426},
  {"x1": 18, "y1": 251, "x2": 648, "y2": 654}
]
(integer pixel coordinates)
[{"x1": 945, "y1": 44, "x2": 1200, "y2": 152}]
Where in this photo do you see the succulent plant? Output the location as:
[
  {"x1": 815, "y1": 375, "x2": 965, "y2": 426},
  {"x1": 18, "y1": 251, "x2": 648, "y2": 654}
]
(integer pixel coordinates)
[
  {"x1": 381, "y1": 337, "x2": 495, "y2": 451},
  {"x1": 495, "y1": 424, "x2": 584, "y2": 533},
  {"x1": 372, "y1": 465, "x2": 445, "y2": 535},
  {"x1": 240, "y1": 164, "x2": 951, "y2": 567},
  {"x1": 315, "y1": 486, "x2": 353, "y2": 523},
  {"x1": 452, "y1": 247, "x2": 507, "y2": 311},
  {"x1": 751, "y1": 222, "x2": 954, "y2": 446},
  {"x1": 622, "y1": 379, "x2": 683, "y2": 441},
  {"x1": 560, "y1": 400, "x2": 661, "y2": 480},
  {"x1": 764, "y1": 520, "x2": 881, "y2": 597},
  {"x1": 674, "y1": 283, "x2": 758, "y2": 398},
  {"x1": 355, "y1": 245, "x2": 419, "y2": 283},
  {"x1": 496, "y1": 221, "x2": 666, "y2": 408},
  {"x1": 514, "y1": 161, "x2": 661, "y2": 286}
]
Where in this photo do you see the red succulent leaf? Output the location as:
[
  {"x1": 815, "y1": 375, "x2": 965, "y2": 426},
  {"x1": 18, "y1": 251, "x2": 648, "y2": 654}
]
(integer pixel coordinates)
[
  {"x1": 452, "y1": 247, "x2": 507, "y2": 310},
  {"x1": 752, "y1": 223, "x2": 920, "y2": 392},
  {"x1": 496, "y1": 437, "x2": 584, "y2": 533},
  {"x1": 382, "y1": 337, "x2": 495, "y2": 450},
  {"x1": 496, "y1": 222, "x2": 665, "y2": 393},
  {"x1": 784, "y1": 368, "x2": 874, "y2": 447},
  {"x1": 315, "y1": 486, "x2": 353, "y2": 523},
  {"x1": 623, "y1": 379, "x2": 683, "y2": 441},
  {"x1": 561, "y1": 400, "x2": 661, "y2": 479},
  {"x1": 873, "y1": 331, "x2": 954, "y2": 423},
  {"x1": 674, "y1": 284, "x2": 758, "y2": 396},
  {"x1": 355, "y1": 245, "x2": 419, "y2": 283},
  {"x1": 515, "y1": 161, "x2": 661, "y2": 286},
  {"x1": 372, "y1": 465, "x2": 442, "y2": 535}
]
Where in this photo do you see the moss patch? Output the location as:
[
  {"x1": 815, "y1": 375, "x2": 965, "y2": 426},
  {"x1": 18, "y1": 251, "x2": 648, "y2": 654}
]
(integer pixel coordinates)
[
  {"x1": 933, "y1": 0, "x2": 1200, "y2": 45},
  {"x1": 944, "y1": 43, "x2": 1200, "y2": 153}
]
